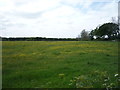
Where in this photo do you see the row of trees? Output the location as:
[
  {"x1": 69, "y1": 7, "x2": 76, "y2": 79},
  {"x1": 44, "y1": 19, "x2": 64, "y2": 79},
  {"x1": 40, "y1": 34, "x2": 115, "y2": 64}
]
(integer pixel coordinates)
[
  {"x1": 77, "y1": 22, "x2": 119, "y2": 41},
  {"x1": 1, "y1": 37, "x2": 77, "y2": 41}
]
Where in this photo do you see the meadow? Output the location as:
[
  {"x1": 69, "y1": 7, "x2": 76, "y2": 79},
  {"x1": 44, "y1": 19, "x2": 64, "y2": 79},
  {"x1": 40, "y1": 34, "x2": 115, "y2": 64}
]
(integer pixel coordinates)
[{"x1": 2, "y1": 41, "x2": 119, "y2": 88}]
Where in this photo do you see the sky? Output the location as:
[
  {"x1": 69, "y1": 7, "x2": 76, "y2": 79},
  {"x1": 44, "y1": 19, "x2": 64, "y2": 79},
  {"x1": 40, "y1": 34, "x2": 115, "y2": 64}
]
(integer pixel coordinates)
[{"x1": 0, "y1": 0, "x2": 119, "y2": 38}]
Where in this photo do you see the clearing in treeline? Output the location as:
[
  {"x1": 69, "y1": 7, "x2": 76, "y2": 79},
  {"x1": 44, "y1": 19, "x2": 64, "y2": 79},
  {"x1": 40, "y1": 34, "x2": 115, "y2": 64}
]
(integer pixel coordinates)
[{"x1": 2, "y1": 41, "x2": 119, "y2": 88}]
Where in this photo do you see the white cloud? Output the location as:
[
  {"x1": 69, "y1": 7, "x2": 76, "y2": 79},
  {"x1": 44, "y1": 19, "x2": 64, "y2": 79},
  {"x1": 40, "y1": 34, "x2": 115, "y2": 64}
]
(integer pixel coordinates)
[
  {"x1": 0, "y1": 0, "x2": 118, "y2": 38},
  {"x1": 0, "y1": 0, "x2": 14, "y2": 12},
  {"x1": 15, "y1": 0, "x2": 60, "y2": 13}
]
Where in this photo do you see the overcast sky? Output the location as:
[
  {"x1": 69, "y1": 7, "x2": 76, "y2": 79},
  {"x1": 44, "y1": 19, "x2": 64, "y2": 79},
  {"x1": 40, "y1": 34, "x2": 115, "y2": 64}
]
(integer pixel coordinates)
[{"x1": 0, "y1": 0, "x2": 118, "y2": 38}]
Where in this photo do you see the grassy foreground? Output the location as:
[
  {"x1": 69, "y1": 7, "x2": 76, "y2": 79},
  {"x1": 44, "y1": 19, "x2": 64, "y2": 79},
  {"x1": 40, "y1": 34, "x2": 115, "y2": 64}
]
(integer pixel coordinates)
[{"x1": 2, "y1": 41, "x2": 118, "y2": 88}]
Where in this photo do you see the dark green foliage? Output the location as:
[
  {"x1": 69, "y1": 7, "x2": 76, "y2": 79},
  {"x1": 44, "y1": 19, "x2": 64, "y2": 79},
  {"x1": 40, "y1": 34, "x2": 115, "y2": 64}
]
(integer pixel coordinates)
[
  {"x1": 1, "y1": 37, "x2": 77, "y2": 41},
  {"x1": 90, "y1": 23, "x2": 119, "y2": 40}
]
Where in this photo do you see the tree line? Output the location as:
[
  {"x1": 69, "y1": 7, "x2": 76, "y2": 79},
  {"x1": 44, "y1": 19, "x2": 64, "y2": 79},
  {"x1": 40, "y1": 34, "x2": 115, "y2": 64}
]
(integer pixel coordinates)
[{"x1": 1, "y1": 37, "x2": 77, "y2": 41}]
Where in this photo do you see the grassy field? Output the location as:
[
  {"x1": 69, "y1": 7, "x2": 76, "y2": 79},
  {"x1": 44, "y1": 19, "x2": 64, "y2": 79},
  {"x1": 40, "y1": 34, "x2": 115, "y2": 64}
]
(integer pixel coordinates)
[{"x1": 2, "y1": 41, "x2": 119, "y2": 88}]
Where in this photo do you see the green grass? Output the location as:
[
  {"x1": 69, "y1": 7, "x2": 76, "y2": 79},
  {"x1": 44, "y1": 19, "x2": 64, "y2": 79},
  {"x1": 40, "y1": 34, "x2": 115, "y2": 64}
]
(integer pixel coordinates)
[{"x1": 2, "y1": 41, "x2": 118, "y2": 88}]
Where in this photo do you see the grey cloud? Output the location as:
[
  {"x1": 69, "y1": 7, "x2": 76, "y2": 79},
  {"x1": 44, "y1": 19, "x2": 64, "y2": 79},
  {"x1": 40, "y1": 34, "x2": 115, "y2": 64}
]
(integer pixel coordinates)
[
  {"x1": 2, "y1": 10, "x2": 43, "y2": 19},
  {"x1": 15, "y1": 23, "x2": 26, "y2": 27},
  {"x1": 14, "y1": 0, "x2": 35, "y2": 6},
  {"x1": 15, "y1": 2, "x2": 27, "y2": 6},
  {"x1": 0, "y1": 14, "x2": 26, "y2": 30},
  {"x1": 14, "y1": 6, "x2": 61, "y2": 19},
  {"x1": 13, "y1": 5, "x2": 60, "y2": 19},
  {"x1": 14, "y1": 11, "x2": 43, "y2": 19},
  {"x1": 0, "y1": 15, "x2": 10, "y2": 30}
]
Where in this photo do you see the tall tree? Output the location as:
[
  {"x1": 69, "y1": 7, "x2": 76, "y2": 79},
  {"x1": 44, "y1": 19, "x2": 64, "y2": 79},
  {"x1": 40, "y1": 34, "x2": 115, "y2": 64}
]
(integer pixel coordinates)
[
  {"x1": 90, "y1": 23, "x2": 119, "y2": 40},
  {"x1": 81, "y1": 29, "x2": 90, "y2": 41}
]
